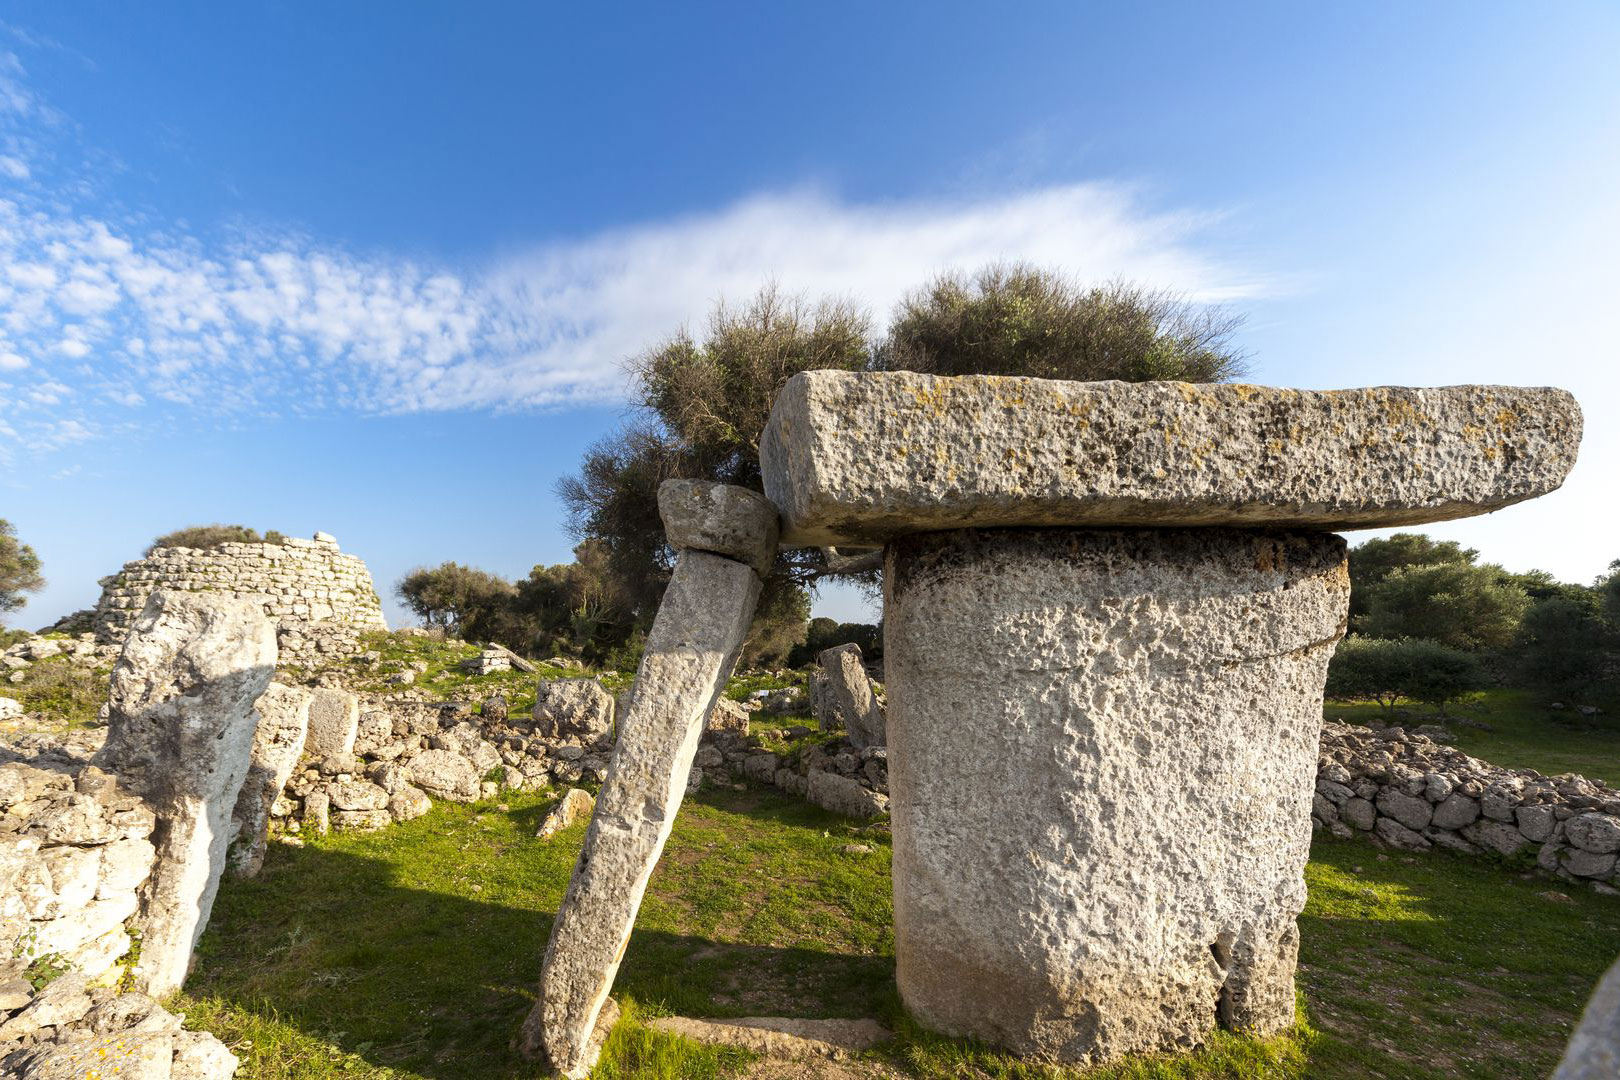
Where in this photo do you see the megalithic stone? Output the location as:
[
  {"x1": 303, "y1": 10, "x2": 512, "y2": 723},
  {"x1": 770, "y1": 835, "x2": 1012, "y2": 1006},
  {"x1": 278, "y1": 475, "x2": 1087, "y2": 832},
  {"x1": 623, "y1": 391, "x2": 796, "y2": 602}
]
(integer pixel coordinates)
[
  {"x1": 817, "y1": 643, "x2": 884, "y2": 749},
  {"x1": 521, "y1": 480, "x2": 777, "y2": 1078},
  {"x1": 1555, "y1": 954, "x2": 1620, "y2": 1079},
  {"x1": 93, "y1": 591, "x2": 278, "y2": 999},
  {"x1": 228, "y1": 681, "x2": 313, "y2": 878}
]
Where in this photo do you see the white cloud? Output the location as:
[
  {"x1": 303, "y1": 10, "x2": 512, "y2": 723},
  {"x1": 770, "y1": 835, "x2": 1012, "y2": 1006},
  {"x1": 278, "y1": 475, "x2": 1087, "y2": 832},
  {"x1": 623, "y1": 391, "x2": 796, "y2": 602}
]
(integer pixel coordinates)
[{"x1": 0, "y1": 184, "x2": 1258, "y2": 431}]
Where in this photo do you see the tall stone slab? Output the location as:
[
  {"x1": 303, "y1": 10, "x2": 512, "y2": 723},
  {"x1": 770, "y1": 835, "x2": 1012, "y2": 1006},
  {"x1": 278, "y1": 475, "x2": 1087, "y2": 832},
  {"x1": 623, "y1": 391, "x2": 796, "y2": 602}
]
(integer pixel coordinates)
[
  {"x1": 228, "y1": 681, "x2": 313, "y2": 878},
  {"x1": 522, "y1": 480, "x2": 775, "y2": 1078},
  {"x1": 304, "y1": 687, "x2": 359, "y2": 758},
  {"x1": 95, "y1": 591, "x2": 277, "y2": 999},
  {"x1": 884, "y1": 527, "x2": 1348, "y2": 1063},
  {"x1": 1556, "y1": 954, "x2": 1620, "y2": 1079},
  {"x1": 817, "y1": 643, "x2": 885, "y2": 749}
]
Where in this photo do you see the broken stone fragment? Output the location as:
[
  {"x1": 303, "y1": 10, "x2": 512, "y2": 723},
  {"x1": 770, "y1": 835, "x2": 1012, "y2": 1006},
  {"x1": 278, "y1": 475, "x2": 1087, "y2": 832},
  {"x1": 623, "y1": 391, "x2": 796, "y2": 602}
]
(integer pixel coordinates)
[
  {"x1": 93, "y1": 590, "x2": 277, "y2": 1000},
  {"x1": 535, "y1": 787, "x2": 595, "y2": 840},
  {"x1": 520, "y1": 550, "x2": 762, "y2": 1078},
  {"x1": 657, "y1": 478, "x2": 781, "y2": 577},
  {"x1": 816, "y1": 643, "x2": 884, "y2": 749},
  {"x1": 884, "y1": 527, "x2": 1348, "y2": 1064},
  {"x1": 760, "y1": 371, "x2": 1583, "y2": 547},
  {"x1": 531, "y1": 679, "x2": 615, "y2": 741}
]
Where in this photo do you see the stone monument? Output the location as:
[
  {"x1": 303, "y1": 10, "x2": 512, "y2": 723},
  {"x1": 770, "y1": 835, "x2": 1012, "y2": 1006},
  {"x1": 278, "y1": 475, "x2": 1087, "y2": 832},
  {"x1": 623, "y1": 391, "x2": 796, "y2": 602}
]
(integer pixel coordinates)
[{"x1": 759, "y1": 371, "x2": 1581, "y2": 1065}]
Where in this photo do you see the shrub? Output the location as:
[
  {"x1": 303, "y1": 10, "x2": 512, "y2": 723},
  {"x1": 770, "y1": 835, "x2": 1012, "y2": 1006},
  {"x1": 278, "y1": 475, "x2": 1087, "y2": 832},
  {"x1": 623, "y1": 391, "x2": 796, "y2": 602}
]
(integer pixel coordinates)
[
  {"x1": 146, "y1": 524, "x2": 285, "y2": 555},
  {"x1": 877, "y1": 265, "x2": 1247, "y2": 383},
  {"x1": 1326, "y1": 635, "x2": 1485, "y2": 714}
]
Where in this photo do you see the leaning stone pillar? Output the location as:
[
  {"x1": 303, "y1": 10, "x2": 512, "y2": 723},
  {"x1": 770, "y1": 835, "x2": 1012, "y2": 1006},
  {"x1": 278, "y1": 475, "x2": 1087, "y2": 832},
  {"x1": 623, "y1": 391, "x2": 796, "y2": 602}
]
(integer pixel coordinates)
[
  {"x1": 886, "y1": 527, "x2": 1346, "y2": 1058},
  {"x1": 94, "y1": 590, "x2": 278, "y2": 998},
  {"x1": 760, "y1": 370, "x2": 1582, "y2": 1066},
  {"x1": 520, "y1": 480, "x2": 778, "y2": 1078}
]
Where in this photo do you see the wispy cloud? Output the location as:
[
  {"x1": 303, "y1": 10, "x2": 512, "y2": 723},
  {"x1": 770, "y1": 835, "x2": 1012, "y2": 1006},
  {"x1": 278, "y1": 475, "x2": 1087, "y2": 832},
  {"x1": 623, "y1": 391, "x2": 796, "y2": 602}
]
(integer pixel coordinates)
[{"x1": 0, "y1": 44, "x2": 1263, "y2": 462}]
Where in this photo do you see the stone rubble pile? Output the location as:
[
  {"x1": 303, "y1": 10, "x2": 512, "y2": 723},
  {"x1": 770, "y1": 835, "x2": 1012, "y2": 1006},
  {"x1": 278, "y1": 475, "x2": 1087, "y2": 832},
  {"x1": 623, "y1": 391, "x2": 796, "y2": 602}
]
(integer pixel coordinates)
[
  {"x1": 1314, "y1": 721, "x2": 1620, "y2": 888},
  {"x1": 0, "y1": 632, "x2": 118, "y2": 689},
  {"x1": 0, "y1": 979, "x2": 236, "y2": 1079},
  {"x1": 93, "y1": 532, "x2": 386, "y2": 667}
]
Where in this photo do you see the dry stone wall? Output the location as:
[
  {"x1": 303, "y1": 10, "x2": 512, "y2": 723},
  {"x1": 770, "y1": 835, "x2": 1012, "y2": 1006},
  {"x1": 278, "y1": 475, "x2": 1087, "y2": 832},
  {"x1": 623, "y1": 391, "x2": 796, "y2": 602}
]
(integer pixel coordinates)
[
  {"x1": 1313, "y1": 721, "x2": 1620, "y2": 889},
  {"x1": 93, "y1": 532, "x2": 385, "y2": 667}
]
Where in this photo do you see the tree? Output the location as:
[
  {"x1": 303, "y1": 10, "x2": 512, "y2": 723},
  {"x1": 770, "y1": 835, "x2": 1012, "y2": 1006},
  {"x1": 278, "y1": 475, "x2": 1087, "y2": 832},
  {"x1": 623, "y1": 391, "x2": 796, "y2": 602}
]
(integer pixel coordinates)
[
  {"x1": 787, "y1": 618, "x2": 882, "y2": 667},
  {"x1": 1347, "y1": 533, "x2": 1478, "y2": 620},
  {"x1": 559, "y1": 284, "x2": 872, "y2": 653},
  {"x1": 876, "y1": 265, "x2": 1247, "y2": 383},
  {"x1": 1515, "y1": 593, "x2": 1616, "y2": 702},
  {"x1": 147, "y1": 524, "x2": 286, "y2": 555},
  {"x1": 0, "y1": 519, "x2": 44, "y2": 614},
  {"x1": 396, "y1": 563, "x2": 518, "y2": 641},
  {"x1": 1355, "y1": 561, "x2": 1529, "y2": 651},
  {"x1": 1325, "y1": 635, "x2": 1484, "y2": 714}
]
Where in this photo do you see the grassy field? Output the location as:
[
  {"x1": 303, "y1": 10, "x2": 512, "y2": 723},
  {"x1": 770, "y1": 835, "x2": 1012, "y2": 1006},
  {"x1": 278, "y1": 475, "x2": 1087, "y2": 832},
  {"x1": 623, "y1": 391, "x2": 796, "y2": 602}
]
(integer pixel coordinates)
[
  {"x1": 1323, "y1": 687, "x2": 1620, "y2": 784},
  {"x1": 179, "y1": 780, "x2": 1620, "y2": 1080}
]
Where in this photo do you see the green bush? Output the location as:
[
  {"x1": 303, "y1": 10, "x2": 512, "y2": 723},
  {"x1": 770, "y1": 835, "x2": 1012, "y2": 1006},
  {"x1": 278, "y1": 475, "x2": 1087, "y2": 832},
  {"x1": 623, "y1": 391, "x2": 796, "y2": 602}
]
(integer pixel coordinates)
[
  {"x1": 1326, "y1": 635, "x2": 1485, "y2": 714},
  {"x1": 1355, "y1": 561, "x2": 1529, "y2": 651},
  {"x1": 787, "y1": 617, "x2": 882, "y2": 667},
  {"x1": 147, "y1": 524, "x2": 285, "y2": 555}
]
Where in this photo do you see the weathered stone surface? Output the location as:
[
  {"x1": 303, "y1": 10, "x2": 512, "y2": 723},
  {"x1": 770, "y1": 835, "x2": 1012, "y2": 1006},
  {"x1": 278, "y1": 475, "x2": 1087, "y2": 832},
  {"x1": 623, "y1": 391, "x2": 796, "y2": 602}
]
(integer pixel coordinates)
[
  {"x1": 1375, "y1": 789, "x2": 1433, "y2": 831},
  {"x1": 1431, "y1": 793, "x2": 1481, "y2": 830},
  {"x1": 407, "y1": 749, "x2": 481, "y2": 803},
  {"x1": 0, "y1": 989, "x2": 239, "y2": 1079},
  {"x1": 884, "y1": 527, "x2": 1347, "y2": 1065},
  {"x1": 706, "y1": 696, "x2": 750, "y2": 735},
  {"x1": 531, "y1": 678, "x2": 615, "y2": 742},
  {"x1": 94, "y1": 591, "x2": 277, "y2": 998},
  {"x1": 228, "y1": 681, "x2": 312, "y2": 878},
  {"x1": 1566, "y1": 813, "x2": 1620, "y2": 854},
  {"x1": 536, "y1": 788, "x2": 595, "y2": 840},
  {"x1": 521, "y1": 550, "x2": 761, "y2": 1078},
  {"x1": 1557, "y1": 955, "x2": 1620, "y2": 1079},
  {"x1": 658, "y1": 479, "x2": 781, "y2": 578},
  {"x1": 806, "y1": 769, "x2": 889, "y2": 819},
  {"x1": 305, "y1": 688, "x2": 359, "y2": 758},
  {"x1": 818, "y1": 644, "x2": 884, "y2": 749},
  {"x1": 760, "y1": 371, "x2": 1582, "y2": 546}
]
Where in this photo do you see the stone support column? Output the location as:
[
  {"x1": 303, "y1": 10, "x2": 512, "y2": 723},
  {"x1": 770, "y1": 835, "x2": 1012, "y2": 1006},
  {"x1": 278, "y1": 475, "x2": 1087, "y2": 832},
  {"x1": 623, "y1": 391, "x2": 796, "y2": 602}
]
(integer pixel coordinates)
[
  {"x1": 520, "y1": 481, "x2": 778, "y2": 1078},
  {"x1": 883, "y1": 527, "x2": 1348, "y2": 1063}
]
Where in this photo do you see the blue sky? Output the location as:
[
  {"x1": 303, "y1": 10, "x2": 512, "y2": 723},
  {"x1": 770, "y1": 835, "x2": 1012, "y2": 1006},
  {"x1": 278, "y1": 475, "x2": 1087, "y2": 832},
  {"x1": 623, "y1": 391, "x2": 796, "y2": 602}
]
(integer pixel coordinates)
[{"x1": 2, "y1": 2, "x2": 1617, "y2": 629}]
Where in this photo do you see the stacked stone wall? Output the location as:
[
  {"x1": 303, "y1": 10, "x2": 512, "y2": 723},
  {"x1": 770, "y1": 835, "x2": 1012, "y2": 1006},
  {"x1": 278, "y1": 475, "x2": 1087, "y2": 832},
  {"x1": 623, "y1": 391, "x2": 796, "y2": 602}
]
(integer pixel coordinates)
[
  {"x1": 93, "y1": 533, "x2": 386, "y2": 667},
  {"x1": 1313, "y1": 721, "x2": 1620, "y2": 890}
]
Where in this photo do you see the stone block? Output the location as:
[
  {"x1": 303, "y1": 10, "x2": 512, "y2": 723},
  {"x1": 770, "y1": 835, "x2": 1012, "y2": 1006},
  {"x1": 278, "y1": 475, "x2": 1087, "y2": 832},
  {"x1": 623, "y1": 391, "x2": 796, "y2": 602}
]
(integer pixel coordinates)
[
  {"x1": 806, "y1": 769, "x2": 888, "y2": 819},
  {"x1": 657, "y1": 479, "x2": 781, "y2": 577},
  {"x1": 760, "y1": 370, "x2": 1582, "y2": 547},
  {"x1": 229, "y1": 681, "x2": 312, "y2": 878},
  {"x1": 883, "y1": 527, "x2": 1347, "y2": 1064},
  {"x1": 305, "y1": 688, "x2": 360, "y2": 758},
  {"x1": 818, "y1": 643, "x2": 885, "y2": 749}
]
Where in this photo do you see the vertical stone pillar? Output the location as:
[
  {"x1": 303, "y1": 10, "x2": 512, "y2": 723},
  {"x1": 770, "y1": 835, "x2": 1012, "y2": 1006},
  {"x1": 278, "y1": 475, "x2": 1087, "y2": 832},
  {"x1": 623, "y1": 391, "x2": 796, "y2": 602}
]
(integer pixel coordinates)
[
  {"x1": 521, "y1": 480, "x2": 778, "y2": 1078},
  {"x1": 883, "y1": 527, "x2": 1348, "y2": 1064},
  {"x1": 95, "y1": 591, "x2": 278, "y2": 999},
  {"x1": 229, "y1": 681, "x2": 313, "y2": 878}
]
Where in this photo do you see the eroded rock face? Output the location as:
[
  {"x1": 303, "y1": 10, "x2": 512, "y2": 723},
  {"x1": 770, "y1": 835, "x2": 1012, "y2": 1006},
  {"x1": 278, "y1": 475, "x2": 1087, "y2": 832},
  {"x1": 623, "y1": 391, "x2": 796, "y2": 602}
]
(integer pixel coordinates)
[
  {"x1": 531, "y1": 679, "x2": 615, "y2": 742},
  {"x1": 305, "y1": 688, "x2": 359, "y2": 758},
  {"x1": 883, "y1": 527, "x2": 1348, "y2": 1065},
  {"x1": 228, "y1": 682, "x2": 312, "y2": 878},
  {"x1": 761, "y1": 371, "x2": 1583, "y2": 547},
  {"x1": 95, "y1": 591, "x2": 277, "y2": 999},
  {"x1": 521, "y1": 550, "x2": 762, "y2": 1078}
]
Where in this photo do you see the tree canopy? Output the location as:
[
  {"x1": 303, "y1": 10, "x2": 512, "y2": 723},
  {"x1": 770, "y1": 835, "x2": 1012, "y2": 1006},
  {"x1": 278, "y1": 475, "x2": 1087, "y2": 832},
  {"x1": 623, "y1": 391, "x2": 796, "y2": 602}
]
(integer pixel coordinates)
[{"x1": 0, "y1": 519, "x2": 44, "y2": 615}]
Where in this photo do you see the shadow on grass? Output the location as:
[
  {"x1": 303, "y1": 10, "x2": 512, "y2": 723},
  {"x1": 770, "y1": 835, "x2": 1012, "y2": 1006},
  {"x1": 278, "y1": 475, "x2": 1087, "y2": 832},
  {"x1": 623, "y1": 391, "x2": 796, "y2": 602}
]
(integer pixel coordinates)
[{"x1": 184, "y1": 790, "x2": 895, "y2": 1080}]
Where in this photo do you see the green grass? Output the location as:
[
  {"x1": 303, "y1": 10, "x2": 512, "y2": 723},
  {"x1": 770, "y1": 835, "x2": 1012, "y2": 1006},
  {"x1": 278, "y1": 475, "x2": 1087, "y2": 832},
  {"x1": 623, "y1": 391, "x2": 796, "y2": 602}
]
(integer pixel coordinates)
[
  {"x1": 180, "y1": 781, "x2": 1620, "y2": 1079},
  {"x1": 330, "y1": 630, "x2": 598, "y2": 717},
  {"x1": 2, "y1": 654, "x2": 110, "y2": 730},
  {"x1": 1324, "y1": 688, "x2": 1620, "y2": 784}
]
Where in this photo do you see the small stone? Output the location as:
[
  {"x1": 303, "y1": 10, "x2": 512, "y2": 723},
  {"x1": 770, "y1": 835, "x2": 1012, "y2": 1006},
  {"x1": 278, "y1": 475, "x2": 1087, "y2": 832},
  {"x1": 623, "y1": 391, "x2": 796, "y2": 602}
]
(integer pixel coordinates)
[{"x1": 537, "y1": 788, "x2": 596, "y2": 840}]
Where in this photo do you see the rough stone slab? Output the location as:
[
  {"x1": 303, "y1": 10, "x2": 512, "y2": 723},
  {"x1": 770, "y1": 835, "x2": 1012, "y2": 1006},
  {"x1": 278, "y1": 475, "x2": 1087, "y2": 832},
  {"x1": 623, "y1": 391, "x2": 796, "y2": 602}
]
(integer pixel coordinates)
[
  {"x1": 658, "y1": 479, "x2": 781, "y2": 578},
  {"x1": 647, "y1": 1015, "x2": 891, "y2": 1059},
  {"x1": 760, "y1": 371, "x2": 1583, "y2": 546},
  {"x1": 94, "y1": 591, "x2": 277, "y2": 999},
  {"x1": 884, "y1": 527, "x2": 1348, "y2": 1065},
  {"x1": 305, "y1": 688, "x2": 359, "y2": 758},
  {"x1": 520, "y1": 550, "x2": 761, "y2": 1078},
  {"x1": 1557, "y1": 954, "x2": 1620, "y2": 1079},
  {"x1": 818, "y1": 643, "x2": 885, "y2": 749},
  {"x1": 806, "y1": 769, "x2": 889, "y2": 819},
  {"x1": 228, "y1": 681, "x2": 312, "y2": 878}
]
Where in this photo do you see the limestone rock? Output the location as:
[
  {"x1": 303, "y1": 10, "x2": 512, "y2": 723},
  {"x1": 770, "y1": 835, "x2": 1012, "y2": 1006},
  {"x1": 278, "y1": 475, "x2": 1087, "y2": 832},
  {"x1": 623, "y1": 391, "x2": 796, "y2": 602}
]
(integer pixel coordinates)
[
  {"x1": 531, "y1": 679, "x2": 615, "y2": 742},
  {"x1": 521, "y1": 550, "x2": 761, "y2": 1078},
  {"x1": 1566, "y1": 813, "x2": 1620, "y2": 854},
  {"x1": 706, "y1": 696, "x2": 750, "y2": 735},
  {"x1": 536, "y1": 788, "x2": 595, "y2": 840},
  {"x1": 806, "y1": 769, "x2": 889, "y2": 819},
  {"x1": 407, "y1": 749, "x2": 481, "y2": 803},
  {"x1": 94, "y1": 591, "x2": 277, "y2": 999},
  {"x1": 305, "y1": 688, "x2": 360, "y2": 758},
  {"x1": 228, "y1": 681, "x2": 312, "y2": 878},
  {"x1": 387, "y1": 785, "x2": 432, "y2": 822},
  {"x1": 760, "y1": 370, "x2": 1582, "y2": 546},
  {"x1": 883, "y1": 527, "x2": 1348, "y2": 1065},
  {"x1": 657, "y1": 479, "x2": 781, "y2": 578},
  {"x1": 817, "y1": 644, "x2": 885, "y2": 749}
]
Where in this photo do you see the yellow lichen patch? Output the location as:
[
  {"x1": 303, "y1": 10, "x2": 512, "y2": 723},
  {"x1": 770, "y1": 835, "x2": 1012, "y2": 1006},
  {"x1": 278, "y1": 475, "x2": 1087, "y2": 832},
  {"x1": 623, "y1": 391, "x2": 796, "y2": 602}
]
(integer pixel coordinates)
[{"x1": 1495, "y1": 408, "x2": 1520, "y2": 430}]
